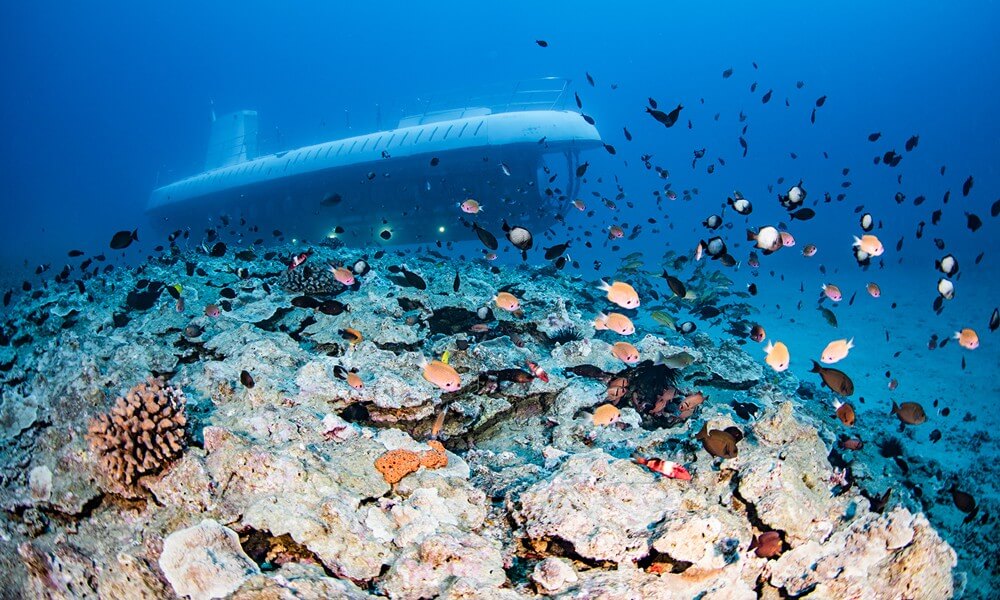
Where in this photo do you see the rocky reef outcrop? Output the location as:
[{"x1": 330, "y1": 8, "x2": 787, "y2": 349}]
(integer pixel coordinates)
[{"x1": 0, "y1": 243, "x2": 967, "y2": 598}]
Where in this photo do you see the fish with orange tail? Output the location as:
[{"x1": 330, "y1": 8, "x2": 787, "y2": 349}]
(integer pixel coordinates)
[{"x1": 632, "y1": 454, "x2": 692, "y2": 480}]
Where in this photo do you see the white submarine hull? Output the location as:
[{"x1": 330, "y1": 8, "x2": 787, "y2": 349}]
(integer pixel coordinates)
[{"x1": 148, "y1": 109, "x2": 602, "y2": 245}]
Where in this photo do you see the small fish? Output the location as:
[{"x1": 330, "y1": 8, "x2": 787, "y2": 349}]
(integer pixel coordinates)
[
  {"x1": 288, "y1": 252, "x2": 310, "y2": 271},
  {"x1": 204, "y1": 304, "x2": 221, "y2": 317},
  {"x1": 780, "y1": 231, "x2": 796, "y2": 247},
  {"x1": 544, "y1": 242, "x2": 570, "y2": 260},
  {"x1": 535, "y1": 39, "x2": 548, "y2": 47},
  {"x1": 789, "y1": 208, "x2": 816, "y2": 221},
  {"x1": 860, "y1": 213, "x2": 874, "y2": 231},
  {"x1": 239, "y1": 370, "x2": 255, "y2": 389},
  {"x1": 472, "y1": 222, "x2": 499, "y2": 250},
  {"x1": 607, "y1": 225, "x2": 625, "y2": 239},
  {"x1": 962, "y1": 175, "x2": 973, "y2": 197},
  {"x1": 646, "y1": 103, "x2": 683, "y2": 128},
  {"x1": 499, "y1": 162, "x2": 511, "y2": 176},
  {"x1": 494, "y1": 292, "x2": 521, "y2": 312},
  {"x1": 821, "y1": 338, "x2": 854, "y2": 364},
  {"x1": 764, "y1": 341, "x2": 790, "y2": 372},
  {"x1": 611, "y1": 341, "x2": 641, "y2": 364},
  {"x1": 676, "y1": 321, "x2": 697, "y2": 334},
  {"x1": 867, "y1": 282, "x2": 881, "y2": 298},
  {"x1": 339, "y1": 328, "x2": 363, "y2": 345},
  {"x1": 954, "y1": 328, "x2": 979, "y2": 350},
  {"x1": 891, "y1": 401, "x2": 926, "y2": 425},
  {"x1": 822, "y1": 284, "x2": 843, "y2": 302},
  {"x1": 599, "y1": 280, "x2": 640, "y2": 308},
  {"x1": 853, "y1": 234, "x2": 884, "y2": 256},
  {"x1": 651, "y1": 311, "x2": 675, "y2": 329},
  {"x1": 937, "y1": 278, "x2": 955, "y2": 300},
  {"x1": 990, "y1": 308, "x2": 999, "y2": 332},
  {"x1": 460, "y1": 199, "x2": 483, "y2": 214},
  {"x1": 576, "y1": 161, "x2": 590, "y2": 177},
  {"x1": 802, "y1": 244, "x2": 817, "y2": 257},
  {"x1": 834, "y1": 400, "x2": 856, "y2": 426},
  {"x1": 810, "y1": 361, "x2": 854, "y2": 396},
  {"x1": 749, "y1": 531, "x2": 783, "y2": 558},
  {"x1": 330, "y1": 266, "x2": 356, "y2": 286},
  {"x1": 526, "y1": 361, "x2": 549, "y2": 383},
  {"x1": 594, "y1": 312, "x2": 635, "y2": 335},
  {"x1": 935, "y1": 254, "x2": 959, "y2": 276},
  {"x1": 423, "y1": 360, "x2": 462, "y2": 391},
  {"x1": 109, "y1": 229, "x2": 139, "y2": 250},
  {"x1": 695, "y1": 424, "x2": 738, "y2": 458},
  {"x1": 839, "y1": 437, "x2": 864, "y2": 451},
  {"x1": 345, "y1": 371, "x2": 364, "y2": 390},
  {"x1": 572, "y1": 199, "x2": 586, "y2": 211},
  {"x1": 746, "y1": 226, "x2": 782, "y2": 253},
  {"x1": 750, "y1": 324, "x2": 766, "y2": 343},
  {"x1": 678, "y1": 392, "x2": 705, "y2": 413},
  {"x1": 662, "y1": 272, "x2": 686, "y2": 298},
  {"x1": 727, "y1": 194, "x2": 752, "y2": 215},
  {"x1": 592, "y1": 403, "x2": 621, "y2": 426},
  {"x1": 633, "y1": 455, "x2": 691, "y2": 480}
]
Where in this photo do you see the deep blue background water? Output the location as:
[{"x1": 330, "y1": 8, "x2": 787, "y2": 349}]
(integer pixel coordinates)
[{"x1": 1, "y1": 1, "x2": 997, "y2": 275}]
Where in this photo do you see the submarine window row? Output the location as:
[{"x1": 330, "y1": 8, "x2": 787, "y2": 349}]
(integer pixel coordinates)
[{"x1": 174, "y1": 117, "x2": 491, "y2": 192}]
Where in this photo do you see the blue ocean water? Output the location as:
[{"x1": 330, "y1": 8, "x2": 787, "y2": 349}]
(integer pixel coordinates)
[{"x1": 1, "y1": 0, "x2": 998, "y2": 594}]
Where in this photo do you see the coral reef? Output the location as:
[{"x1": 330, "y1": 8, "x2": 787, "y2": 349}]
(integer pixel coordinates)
[
  {"x1": 0, "y1": 244, "x2": 974, "y2": 598},
  {"x1": 86, "y1": 377, "x2": 188, "y2": 489}
]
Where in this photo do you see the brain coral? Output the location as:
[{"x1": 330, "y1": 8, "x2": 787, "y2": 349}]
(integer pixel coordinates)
[{"x1": 86, "y1": 378, "x2": 187, "y2": 487}]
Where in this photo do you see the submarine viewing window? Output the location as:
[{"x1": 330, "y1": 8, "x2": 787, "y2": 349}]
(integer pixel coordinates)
[
  {"x1": 473, "y1": 120, "x2": 485, "y2": 135},
  {"x1": 458, "y1": 122, "x2": 469, "y2": 137},
  {"x1": 427, "y1": 126, "x2": 439, "y2": 141}
]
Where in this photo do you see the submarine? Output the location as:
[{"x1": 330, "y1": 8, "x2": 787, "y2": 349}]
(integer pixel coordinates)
[{"x1": 147, "y1": 79, "x2": 603, "y2": 245}]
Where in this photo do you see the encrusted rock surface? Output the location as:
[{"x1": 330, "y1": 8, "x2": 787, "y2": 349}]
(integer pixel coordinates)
[
  {"x1": 0, "y1": 244, "x2": 963, "y2": 598},
  {"x1": 159, "y1": 519, "x2": 261, "y2": 600}
]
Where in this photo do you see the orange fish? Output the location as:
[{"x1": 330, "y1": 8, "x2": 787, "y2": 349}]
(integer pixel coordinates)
[
  {"x1": 592, "y1": 403, "x2": 621, "y2": 426},
  {"x1": 599, "y1": 280, "x2": 640, "y2": 309},
  {"x1": 594, "y1": 312, "x2": 635, "y2": 335},
  {"x1": 329, "y1": 266, "x2": 355, "y2": 286},
  {"x1": 572, "y1": 199, "x2": 586, "y2": 211},
  {"x1": 821, "y1": 338, "x2": 854, "y2": 364},
  {"x1": 954, "y1": 328, "x2": 979, "y2": 350},
  {"x1": 345, "y1": 372, "x2": 364, "y2": 390},
  {"x1": 339, "y1": 328, "x2": 363, "y2": 345},
  {"x1": 780, "y1": 231, "x2": 796, "y2": 247},
  {"x1": 853, "y1": 234, "x2": 884, "y2": 256},
  {"x1": 764, "y1": 341, "x2": 790, "y2": 372},
  {"x1": 821, "y1": 283, "x2": 842, "y2": 302},
  {"x1": 611, "y1": 341, "x2": 640, "y2": 364},
  {"x1": 494, "y1": 292, "x2": 521, "y2": 312},
  {"x1": 608, "y1": 225, "x2": 624, "y2": 239},
  {"x1": 678, "y1": 392, "x2": 705, "y2": 413},
  {"x1": 834, "y1": 400, "x2": 856, "y2": 426},
  {"x1": 867, "y1": 282, "x2": 881, "y2": 298},
  {"x1": 422, "y1": 360, "x2": 462, "y2": 392},
  {"x1": 204, "y1": 303, "x2": 221, "y2": 317}
]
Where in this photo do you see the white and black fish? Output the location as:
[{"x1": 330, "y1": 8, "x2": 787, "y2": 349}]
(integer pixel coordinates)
[
  {"x1": 860, "y1": 213, "x2": 874, "y2": 232},
  {"x1": 727, "y1": 194, "x2": 752, "y2": 215},
  {"x1": 935, "y1": 254, "x2": 959, "y2": 276}
]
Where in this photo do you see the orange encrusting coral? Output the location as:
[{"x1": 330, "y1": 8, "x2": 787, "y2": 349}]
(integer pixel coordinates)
[{"x1": 375, "y1": 441, "x2": 449, "y2": 484}]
